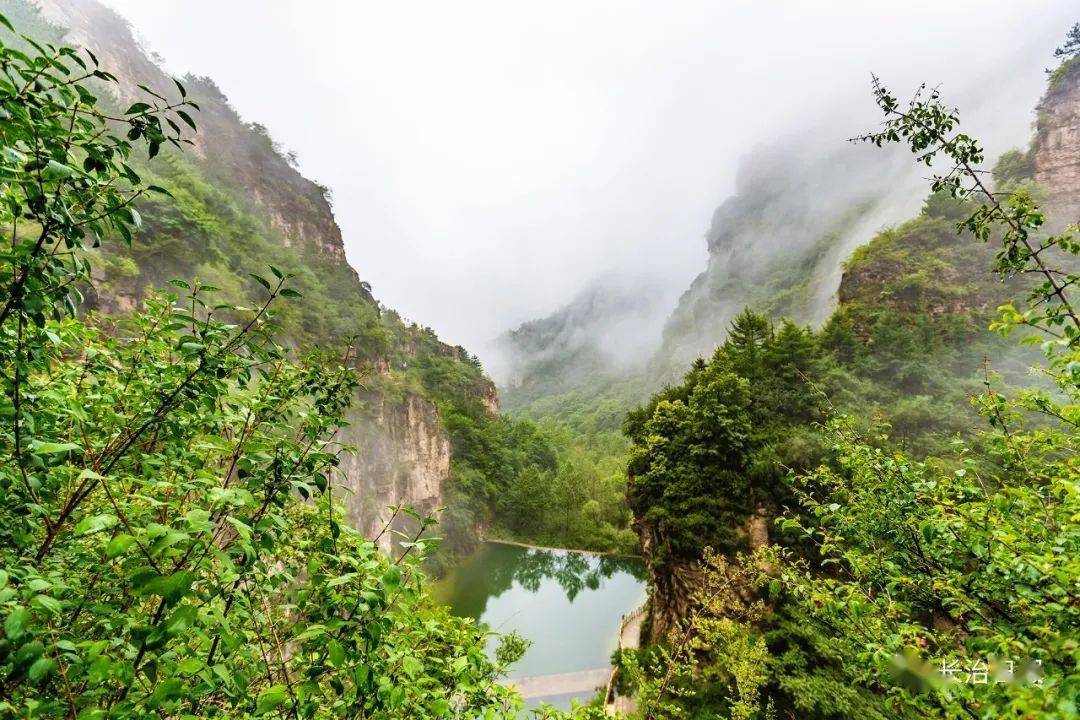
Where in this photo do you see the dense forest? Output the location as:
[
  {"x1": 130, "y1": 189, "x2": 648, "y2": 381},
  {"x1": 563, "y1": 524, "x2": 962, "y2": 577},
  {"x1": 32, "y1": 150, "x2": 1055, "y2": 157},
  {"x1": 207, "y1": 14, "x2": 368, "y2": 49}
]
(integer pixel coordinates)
[
  {"x1": 609, "y1": 44, "x2": 1080, "y2": 720},
  {"x1": 0, "y1": 3, "x2": 1077, "y2": 720}
]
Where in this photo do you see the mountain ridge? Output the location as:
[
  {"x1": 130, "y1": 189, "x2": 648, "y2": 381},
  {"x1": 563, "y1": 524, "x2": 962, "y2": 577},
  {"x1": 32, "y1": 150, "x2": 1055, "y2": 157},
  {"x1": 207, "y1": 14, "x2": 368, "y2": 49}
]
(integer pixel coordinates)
[{"x1": 14, "y1": 0, "x2": 507, "y2": 555}]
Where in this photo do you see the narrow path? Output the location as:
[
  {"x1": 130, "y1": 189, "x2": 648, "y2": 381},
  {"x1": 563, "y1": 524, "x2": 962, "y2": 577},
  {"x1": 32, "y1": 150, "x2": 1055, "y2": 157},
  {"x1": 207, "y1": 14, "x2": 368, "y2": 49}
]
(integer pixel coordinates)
[
  {"x1": 619, "y1": 607, "x2": 644, "y2": 649},
  {"x1": 605, "y1": 604, "x2": 646, "y2": 716}
]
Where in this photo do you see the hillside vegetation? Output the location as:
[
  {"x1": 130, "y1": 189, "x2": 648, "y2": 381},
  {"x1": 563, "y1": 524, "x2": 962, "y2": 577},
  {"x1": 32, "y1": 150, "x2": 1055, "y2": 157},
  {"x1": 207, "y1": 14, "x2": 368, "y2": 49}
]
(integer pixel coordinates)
[
  {"x1": 615, "y1": 51, "x2": 1080, "y2": 719},
  {"x1": 1, "y1": 4, "x2": 1078, "y2": 719},
  {"x1": 1, "y1": 0, "x2": 578, "y2": 566}
]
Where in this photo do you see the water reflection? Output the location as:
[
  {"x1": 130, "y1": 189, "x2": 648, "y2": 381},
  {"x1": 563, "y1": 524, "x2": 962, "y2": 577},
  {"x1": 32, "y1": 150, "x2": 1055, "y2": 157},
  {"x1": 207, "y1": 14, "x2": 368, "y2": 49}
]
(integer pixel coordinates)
[
  {"x1": 490, "y1": 545, "x2": 644, "y2": 602},
  {"x1": 435, "y1": 542, "x2": 647, "y2": 683},
  {"x1": 440, "y1": 543, "x2": 645, "y2": 619}
]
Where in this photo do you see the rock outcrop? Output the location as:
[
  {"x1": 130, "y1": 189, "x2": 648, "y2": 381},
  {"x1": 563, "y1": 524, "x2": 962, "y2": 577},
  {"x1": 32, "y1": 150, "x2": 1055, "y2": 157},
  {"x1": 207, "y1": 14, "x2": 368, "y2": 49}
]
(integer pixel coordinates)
[
  {"x1": 1034, "y1": 60, "x2": 1080, "y2": 225},
  {"x1": 37, "y1": 0, "x2": 357, "y2": 269},
  {"x1": 338, "y1": 395, "x2": 451, "y2": 552},
  {"x1": 655, "y1": 136, "x2": 921, "y2": 375}
]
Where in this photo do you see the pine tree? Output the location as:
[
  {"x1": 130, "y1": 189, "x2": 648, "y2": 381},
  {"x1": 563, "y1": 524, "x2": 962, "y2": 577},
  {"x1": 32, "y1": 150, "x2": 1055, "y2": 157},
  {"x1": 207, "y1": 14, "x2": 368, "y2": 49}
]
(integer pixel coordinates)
[{"x1": 1054, "y1": 21, "x2": 1080, "y2": 60}]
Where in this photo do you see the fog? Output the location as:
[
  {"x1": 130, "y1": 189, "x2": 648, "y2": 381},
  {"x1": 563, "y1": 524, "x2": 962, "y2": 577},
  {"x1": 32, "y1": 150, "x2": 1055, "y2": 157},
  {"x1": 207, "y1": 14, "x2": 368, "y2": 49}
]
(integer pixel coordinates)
[{"x1": 100, "y1": 0, "x2": 1076, "y2": 369}]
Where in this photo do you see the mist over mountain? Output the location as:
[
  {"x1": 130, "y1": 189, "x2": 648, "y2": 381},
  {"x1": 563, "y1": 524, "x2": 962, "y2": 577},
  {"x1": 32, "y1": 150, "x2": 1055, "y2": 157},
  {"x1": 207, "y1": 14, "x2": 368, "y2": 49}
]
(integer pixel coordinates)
[
  {"x1": 97, "y1": 0, "x2": 1076, "y2": 360},
  {"x1": 498, "y1": 63, "x2": 1059, "y2": 395},
  {"x1": 656, "y1": 130, "x2": 923, "y2": 371},
  {"x1": 492, "y1": 273, "x2": 669, "y2": 403},
  {"x1": 2, "y1": 0, "x2": 1079, "y2": 716}
]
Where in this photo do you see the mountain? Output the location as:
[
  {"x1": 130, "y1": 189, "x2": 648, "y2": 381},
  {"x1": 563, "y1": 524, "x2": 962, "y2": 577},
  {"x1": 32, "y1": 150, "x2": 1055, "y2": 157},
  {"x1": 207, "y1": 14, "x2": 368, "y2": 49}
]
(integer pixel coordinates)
[
  {"x1": 17, "y1": 0, "x2": 507, "y2": 554},
  {"x1": 613, "y1": 49, "x2": 1080, "y2": 717},
  {"x1": 495, "y1": 274, "x2": 667, "y2": 410},
  {"x1": 656, "y1": 136, "x2": 923, "y2": 372},
  {"x1": 498, "y1": 131, "x2": 929, "y2": 421}
]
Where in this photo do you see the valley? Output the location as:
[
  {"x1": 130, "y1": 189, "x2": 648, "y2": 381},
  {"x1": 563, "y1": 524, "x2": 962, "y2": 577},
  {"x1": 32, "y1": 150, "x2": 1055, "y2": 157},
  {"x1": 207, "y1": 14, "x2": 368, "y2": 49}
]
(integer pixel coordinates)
[{"x1": 0, "y1": 2, "x2": 1076, "y2": 719}]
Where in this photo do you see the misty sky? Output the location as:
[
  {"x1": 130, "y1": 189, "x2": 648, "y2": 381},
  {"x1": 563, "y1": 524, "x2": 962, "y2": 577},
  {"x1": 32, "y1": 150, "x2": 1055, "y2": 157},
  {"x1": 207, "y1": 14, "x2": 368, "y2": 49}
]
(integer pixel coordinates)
[{"x1": 100, "y1": 0, "x2": 1076, "y2": 358}]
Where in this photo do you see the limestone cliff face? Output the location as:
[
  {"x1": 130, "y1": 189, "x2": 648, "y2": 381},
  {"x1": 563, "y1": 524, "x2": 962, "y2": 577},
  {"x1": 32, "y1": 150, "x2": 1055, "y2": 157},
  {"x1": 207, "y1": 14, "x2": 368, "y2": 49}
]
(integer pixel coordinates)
[
  {"x1": 638, "y1": 508, "x2": 769, "y2": 645},
  {"x1": 636, "y1": 521, "x2": 698, "y2": 645},
  {"x1": 1034, "y1": 60, "x2": 1080, "y2": 225},
  {"x1": 338, "y1": 394, "x2": 451, "y2": 552},
  {"x1": 480, "y1": 384, "x2": 499, "y2": 415}
]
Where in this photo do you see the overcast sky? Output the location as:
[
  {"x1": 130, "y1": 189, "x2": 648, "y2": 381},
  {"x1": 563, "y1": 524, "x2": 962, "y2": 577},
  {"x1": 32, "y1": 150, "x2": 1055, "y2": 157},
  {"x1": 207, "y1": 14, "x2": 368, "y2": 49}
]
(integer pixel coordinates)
[{"x1": 100, "y1": 0, "x2": 1076, "y2": 358}]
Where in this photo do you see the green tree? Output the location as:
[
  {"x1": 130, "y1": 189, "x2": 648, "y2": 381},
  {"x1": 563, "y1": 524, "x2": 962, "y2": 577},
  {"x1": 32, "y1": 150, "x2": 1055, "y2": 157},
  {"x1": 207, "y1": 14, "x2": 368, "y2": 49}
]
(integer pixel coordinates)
[
  {"x1": 1054, "y1": 22, "x2": 1080, "y2": 60},
  {"x1": 0, "y1": 18, "x2": 527, "y2": 719},
  {"x1": 626, "y1": 311, "x2": 824, "y2": 569},
  {"x1": 768, "y1": 75, "x2": 1080, "y2": 719}
]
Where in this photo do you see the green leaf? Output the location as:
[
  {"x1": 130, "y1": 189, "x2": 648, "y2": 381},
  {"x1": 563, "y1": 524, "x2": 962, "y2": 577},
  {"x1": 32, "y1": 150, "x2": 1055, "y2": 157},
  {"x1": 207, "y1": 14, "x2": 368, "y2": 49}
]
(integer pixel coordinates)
[
  {"x1": 382, "y1": 566, "x2": 402, "y2": 592},
  {"x1": 32, "y1": 595, "x2": 62, "y2": 616},
  {"x1": 106, "y1": 534, "x2": 136, "y2": 558},
  {"x1": 176, "y1": 109, "x2": 197, "y2": 131},
  {"x1": 256, "y1": 684, "x2": 289, "y2": 714},
  {"x1": 5, "y1": 607, "x2": 29, "y2": 639},
  {"x1": 327, "y1": 640, "x2": 345, "y2": 668},
  {"x1": 125, "y1": 102, "x2": 152, "y2": 115},
  {"x1": 249, "y1": 274, "x2": 271, "y2": 291},
  {"x1": 31, "y1": 441, "x2": 81, "y2": 455},
  {"x1": 148, "y1": 678, "x2": 183, "y2": 708},
  {"x1": 28, "y1": 657, "x2": 56, "y2": 683},
  {"x1": 44, "y1": 160, "x2": 75, "y2": 178},
  {"x1": 75, "y1": 513, "x2": 117, "y2": 537},
  {"x1": 132, "y1": 570, "x2": 195, "y2": 602},
  {"x1": 294, "y1": 624, "x2": 327, "y2": 642},
  {"x1": 164, "y1": 604, "x2": 197, "y2": 636},
  {"x1": 177, "y1": 657, "x2": 204, "y2": 674}
]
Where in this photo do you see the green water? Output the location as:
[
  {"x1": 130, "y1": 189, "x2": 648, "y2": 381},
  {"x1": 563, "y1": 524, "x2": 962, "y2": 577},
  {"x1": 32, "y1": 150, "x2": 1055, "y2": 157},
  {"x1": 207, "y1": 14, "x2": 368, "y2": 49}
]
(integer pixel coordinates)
[{"x1": 435, "y1": 543, "x2": 647, "y2": 684}]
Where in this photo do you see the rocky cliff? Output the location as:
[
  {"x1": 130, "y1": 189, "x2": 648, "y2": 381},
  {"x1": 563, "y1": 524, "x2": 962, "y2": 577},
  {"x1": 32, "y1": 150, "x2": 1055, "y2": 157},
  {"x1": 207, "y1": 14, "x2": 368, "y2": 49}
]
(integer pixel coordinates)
[
  {"x1": 338, "y1": 394, "x2": 451, "y2": 551},
  {"x1": 36, "y1": 0, "x2": 354, "y2": 267},
  {"x1": 19, "y1": 0, "x2": 494, "y2": 546},
  {"x1": 1034, "y1": 58, "x2": 1080, "y2": 225}
]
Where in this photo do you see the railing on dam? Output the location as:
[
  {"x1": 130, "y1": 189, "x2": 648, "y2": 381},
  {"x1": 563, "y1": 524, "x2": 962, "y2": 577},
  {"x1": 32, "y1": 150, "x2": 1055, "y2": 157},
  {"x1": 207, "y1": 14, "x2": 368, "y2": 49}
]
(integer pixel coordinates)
[{"x1": 501, "y1": 668, "x2": 611, "y2": 699}]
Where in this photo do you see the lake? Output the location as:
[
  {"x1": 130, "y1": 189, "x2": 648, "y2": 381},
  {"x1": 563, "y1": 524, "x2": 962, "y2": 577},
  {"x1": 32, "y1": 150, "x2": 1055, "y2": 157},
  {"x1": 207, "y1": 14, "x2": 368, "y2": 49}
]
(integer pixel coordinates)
[{"x1": 435, "y1": 542, "x2": 647, "y2": 709}]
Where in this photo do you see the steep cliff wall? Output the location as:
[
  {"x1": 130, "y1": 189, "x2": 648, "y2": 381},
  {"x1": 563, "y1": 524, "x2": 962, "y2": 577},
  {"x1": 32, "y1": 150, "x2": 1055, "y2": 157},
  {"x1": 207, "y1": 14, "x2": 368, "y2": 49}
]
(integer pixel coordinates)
[
  {"x1": 1034, "y1": 58, "x2": 1080, "y2": 225},
  {"x1": 36, "y1": 0, "x2": 354, "y2": 267},
  {"x1": 338, "y1": 394, "x2": 451, "y2": 552}
]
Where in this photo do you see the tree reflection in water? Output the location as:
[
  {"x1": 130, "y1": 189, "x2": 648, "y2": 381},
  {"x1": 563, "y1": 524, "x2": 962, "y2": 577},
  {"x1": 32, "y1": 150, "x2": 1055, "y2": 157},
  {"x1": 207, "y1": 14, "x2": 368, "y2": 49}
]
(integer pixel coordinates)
[{"x1": 484, "y1": 545, "x2": 645, "y2": 603}]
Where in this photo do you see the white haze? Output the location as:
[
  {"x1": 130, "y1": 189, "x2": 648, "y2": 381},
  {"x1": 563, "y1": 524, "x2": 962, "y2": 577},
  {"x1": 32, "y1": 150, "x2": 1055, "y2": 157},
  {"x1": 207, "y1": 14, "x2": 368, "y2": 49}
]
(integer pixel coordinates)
[{"x1": 100, "y1": 0, "x2": 1076, "y2": 371}]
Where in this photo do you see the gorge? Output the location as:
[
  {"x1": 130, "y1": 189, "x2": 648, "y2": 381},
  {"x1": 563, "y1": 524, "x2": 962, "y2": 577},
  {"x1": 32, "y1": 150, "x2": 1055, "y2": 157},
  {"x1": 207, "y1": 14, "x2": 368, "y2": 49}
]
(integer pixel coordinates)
[{"x1": 0, "y1": 2, "x2": 1077, "y2": 719}]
